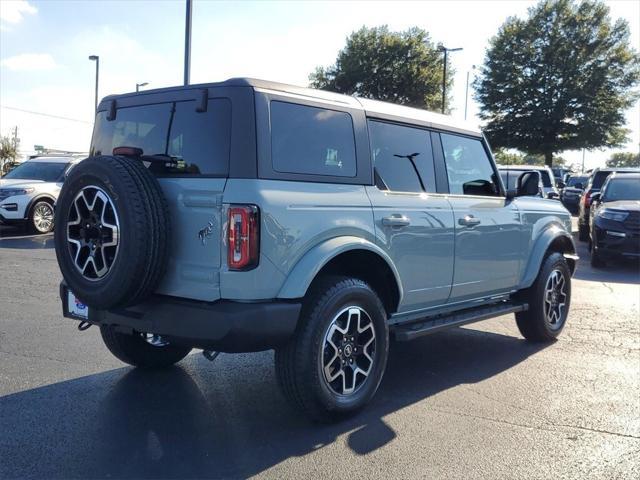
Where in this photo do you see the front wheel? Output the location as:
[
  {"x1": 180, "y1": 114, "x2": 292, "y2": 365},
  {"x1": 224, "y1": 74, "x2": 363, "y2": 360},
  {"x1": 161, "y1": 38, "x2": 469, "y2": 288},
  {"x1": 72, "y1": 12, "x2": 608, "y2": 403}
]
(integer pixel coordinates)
[
  {"x1": 516, "y1": 252, "x2": 571, "y2": 342},
  {"x1": 590, "y1": 240, "x2": 606, "y2": 268},
  {"x1": 275, "y1": 276, "x2": 389, "y2": 422},
  {"x1": 100, "y1": 325, "x2": 191, "y2": 369},
  {"x1": 29, "y1": 200, "x2": 54, "y2": 234}
]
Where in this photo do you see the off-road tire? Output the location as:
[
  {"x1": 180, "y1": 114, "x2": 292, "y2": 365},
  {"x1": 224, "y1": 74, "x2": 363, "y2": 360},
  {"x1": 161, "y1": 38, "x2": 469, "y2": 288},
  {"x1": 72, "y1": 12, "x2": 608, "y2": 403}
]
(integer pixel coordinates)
[
  {"x1": 54, "y1": 155, "x2": 170, "y2": 309},
  {"x1": 275, "y1": 276, "x2": 389, "y2": 423},
  {"x1": 100, "y1": 325, "x2": 191, "y2": 369},
  {"x1": 516, "y1": 252, "x2": 571, "y2": 342}
]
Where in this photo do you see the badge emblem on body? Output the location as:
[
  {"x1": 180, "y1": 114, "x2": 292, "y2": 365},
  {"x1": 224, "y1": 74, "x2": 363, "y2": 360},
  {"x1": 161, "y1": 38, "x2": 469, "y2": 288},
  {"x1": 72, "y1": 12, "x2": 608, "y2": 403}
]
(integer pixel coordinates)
[{"x1": 198, "y1": 221, "x2": 215, "y2": 245}]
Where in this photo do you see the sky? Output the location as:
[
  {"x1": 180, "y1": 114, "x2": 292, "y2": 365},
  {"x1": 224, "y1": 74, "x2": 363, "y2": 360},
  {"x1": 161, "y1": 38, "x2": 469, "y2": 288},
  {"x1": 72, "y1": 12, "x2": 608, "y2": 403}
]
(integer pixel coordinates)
[{"x1": 1, "y1": 0, "x2": 638, "y2": 170}]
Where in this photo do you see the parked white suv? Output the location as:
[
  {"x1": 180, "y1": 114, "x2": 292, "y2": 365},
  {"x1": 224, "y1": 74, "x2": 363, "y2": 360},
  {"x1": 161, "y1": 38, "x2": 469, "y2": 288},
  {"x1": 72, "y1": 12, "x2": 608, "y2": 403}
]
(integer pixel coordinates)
[{"x1": 0, "y1": 155, "x2": 83, "y2": 233}]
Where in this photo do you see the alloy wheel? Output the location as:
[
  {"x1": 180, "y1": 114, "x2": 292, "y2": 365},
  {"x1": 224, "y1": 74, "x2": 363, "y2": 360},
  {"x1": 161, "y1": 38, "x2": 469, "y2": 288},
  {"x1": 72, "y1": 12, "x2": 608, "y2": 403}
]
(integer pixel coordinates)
[
  {"x1": 543, "y1": 269, "x2": 567, "y2": 329},
  {"x1": 33, "y1": 202, "x2": 54, "y2": 233},
  {"x1": 66, "y1": 186, "x2": 120, "y2": 281},
  {"x1": 322, "y1": 306, "x2": 376, "y2": 396}
]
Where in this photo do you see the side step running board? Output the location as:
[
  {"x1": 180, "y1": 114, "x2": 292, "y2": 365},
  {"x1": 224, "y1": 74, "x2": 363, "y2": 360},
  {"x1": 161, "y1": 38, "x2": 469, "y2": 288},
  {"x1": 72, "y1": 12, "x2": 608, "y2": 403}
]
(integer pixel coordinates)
[{"x1": 392, "y1": 301, "x2": 528, "y2": 342}]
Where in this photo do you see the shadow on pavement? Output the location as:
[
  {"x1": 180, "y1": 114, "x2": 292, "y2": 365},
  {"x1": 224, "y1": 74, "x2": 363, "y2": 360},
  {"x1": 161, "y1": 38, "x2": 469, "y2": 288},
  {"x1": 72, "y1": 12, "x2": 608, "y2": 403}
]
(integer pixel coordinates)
[
  {"x1": 0, "y1": 225, "x2": 53, "y2": 249},
  {"x1": 0, "y1": 328, "x2": 547, "y2": 479}
]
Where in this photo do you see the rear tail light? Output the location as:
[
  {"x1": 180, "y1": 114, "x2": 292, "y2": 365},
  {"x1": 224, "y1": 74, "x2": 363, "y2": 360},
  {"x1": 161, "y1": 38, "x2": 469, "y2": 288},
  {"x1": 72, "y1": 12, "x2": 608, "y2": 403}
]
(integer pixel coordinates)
[
  {"x1": 227, "y1": 205, "x2": 259, "y2": 271},
  {"x1": 583, "y1": 190, "x2": 592, "y2": 208}
]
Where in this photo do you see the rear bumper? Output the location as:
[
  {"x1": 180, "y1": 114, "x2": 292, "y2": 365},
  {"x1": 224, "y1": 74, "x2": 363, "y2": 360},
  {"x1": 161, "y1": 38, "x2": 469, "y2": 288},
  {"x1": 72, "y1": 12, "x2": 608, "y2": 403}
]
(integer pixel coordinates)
[{"x1": 60, "y1": 282, "x2": 301, "y2": 352}]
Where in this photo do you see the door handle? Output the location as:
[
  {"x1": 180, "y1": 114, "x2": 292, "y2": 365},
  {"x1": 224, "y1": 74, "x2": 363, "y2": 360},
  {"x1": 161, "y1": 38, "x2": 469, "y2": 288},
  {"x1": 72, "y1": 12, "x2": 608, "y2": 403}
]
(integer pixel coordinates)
[
  {"x1": 382, "y1": 215, "x2": 411, "y2": 227},
  {"x1": 458, "y1": 215, "x2": 481, "y2": 227}
]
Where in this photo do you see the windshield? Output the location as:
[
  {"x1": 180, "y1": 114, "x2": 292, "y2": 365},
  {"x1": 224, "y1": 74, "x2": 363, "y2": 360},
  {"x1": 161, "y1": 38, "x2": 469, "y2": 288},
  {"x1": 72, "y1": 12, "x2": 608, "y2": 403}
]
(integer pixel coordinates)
[
  {"x1": 603, "y1": 178, "x2": 640, "y2": 202},
  {"x1": 2, "y1": 162, "x2": 68, "y2": 182},
  {"x1": 567, "y1": 176, "x2": 587, "y2": 187}
]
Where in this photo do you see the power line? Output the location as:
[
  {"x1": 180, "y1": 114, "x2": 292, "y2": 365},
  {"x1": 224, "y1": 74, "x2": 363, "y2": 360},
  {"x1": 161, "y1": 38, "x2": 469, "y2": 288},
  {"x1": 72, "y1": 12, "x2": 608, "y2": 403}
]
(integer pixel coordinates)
[{"x1": 0, "y1": 105, "x2": 92, "y2": 124}]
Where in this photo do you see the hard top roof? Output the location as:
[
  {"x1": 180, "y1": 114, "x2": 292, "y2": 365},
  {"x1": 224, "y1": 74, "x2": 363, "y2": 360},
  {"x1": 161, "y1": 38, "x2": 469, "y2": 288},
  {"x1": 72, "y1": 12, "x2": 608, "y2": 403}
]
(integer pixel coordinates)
[
  {"x1": 101, "y1": 77, "x2": 482, "y2": 137},
  {"x1": 497, "y1": 164, "x2": 552, "y2": 170},
  {"x1": 27, "y1": 155, "x2": 83, "y2": 163}
]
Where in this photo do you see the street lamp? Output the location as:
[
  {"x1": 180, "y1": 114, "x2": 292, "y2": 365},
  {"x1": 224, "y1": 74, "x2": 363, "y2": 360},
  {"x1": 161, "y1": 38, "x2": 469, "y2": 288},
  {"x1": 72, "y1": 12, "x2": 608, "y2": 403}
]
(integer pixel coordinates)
[
  {"x1": 438, "y1": 45, "x2": 462, "y2": 114},
  {"x1": 136, "y1": 82, "x2": 149, "y2": 92},
  {"x1": 88, "y1": 55, "x2": 99, "y2": 116},
  {"x1": 464, "y1": 65, "x2": 476, "y2": 121}
]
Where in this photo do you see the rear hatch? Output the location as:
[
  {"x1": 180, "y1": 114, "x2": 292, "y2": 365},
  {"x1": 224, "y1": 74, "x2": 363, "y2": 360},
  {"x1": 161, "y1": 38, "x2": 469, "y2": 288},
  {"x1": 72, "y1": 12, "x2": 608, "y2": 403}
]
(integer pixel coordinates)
[{"x1": 90, "y1": 98, "x2": 232, "y2": 302}]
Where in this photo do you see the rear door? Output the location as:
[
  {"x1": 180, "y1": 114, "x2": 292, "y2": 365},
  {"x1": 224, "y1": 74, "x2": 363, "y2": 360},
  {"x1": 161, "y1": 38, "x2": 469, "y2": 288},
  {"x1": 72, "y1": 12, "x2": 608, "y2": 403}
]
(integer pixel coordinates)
[
  {"x1": 366, "y1": 120, "x2": 455, "y2": 312},
  {"x1": 436, "y1": 132, "x2": 521, "y2": 302},
  {"x1": 90, "y1": 96, "x2": 233, "y2": 301}
]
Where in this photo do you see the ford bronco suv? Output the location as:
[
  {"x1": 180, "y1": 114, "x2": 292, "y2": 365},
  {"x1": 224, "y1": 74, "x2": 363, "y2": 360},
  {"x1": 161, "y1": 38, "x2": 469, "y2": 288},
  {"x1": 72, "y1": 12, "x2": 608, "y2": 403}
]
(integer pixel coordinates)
[{"x1": 55, "y1": 78, "x2": 577, "y2": 422}]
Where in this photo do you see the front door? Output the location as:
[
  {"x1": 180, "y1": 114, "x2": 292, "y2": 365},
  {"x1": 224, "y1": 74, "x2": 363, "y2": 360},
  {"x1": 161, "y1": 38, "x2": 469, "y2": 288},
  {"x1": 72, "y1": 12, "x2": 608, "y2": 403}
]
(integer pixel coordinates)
[
  {"x1": 438, "y1": 132, "x2": 521, "y2": 302},
  {"x1": 366, "y1": 120, "x2": 455, "y2": 313}
]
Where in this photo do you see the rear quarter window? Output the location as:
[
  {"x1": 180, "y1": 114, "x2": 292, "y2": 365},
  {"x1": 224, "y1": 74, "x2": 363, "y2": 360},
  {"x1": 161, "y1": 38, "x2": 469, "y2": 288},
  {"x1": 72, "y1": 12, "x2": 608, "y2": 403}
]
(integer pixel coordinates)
[
  {"x1": 91, "y1": 99, "x2": 231, "y2": 176},
  {"x1": 270, "y1": 101, "x2": 357, "y2": 177}
]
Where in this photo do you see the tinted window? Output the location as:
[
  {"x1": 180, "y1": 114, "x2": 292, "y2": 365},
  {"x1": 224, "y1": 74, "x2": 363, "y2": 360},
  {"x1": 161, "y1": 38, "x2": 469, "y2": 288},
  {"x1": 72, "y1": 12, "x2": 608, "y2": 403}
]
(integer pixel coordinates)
[
  {"x1": 368, "y1": 120, "x2": 431, "y2": 192},
  {"x1": 271, "y1": 101, "x2": 356, "y2": 177},
  {"x1": 567, "y1": 176, "x2": 587, "y2": 187},
  {"x1": 591, "y1": 171, "x2": 611, "y2": 189},
  {"x1": 441, "y1": 133, "x2": 500, "y2": 196},
  {"x1": 91, "y1": 99, "x2": 231, "y2": 176},
  {"x1": 602, "y1": 177, "x2": 640, "y2": 201},
  {"x1": 3, "y1": 162, "x2": 69, "y2": 182}
]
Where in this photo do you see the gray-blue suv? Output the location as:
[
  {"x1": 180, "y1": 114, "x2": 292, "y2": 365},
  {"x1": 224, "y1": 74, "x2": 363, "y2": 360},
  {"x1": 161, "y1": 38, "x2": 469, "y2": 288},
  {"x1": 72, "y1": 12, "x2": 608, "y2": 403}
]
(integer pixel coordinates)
[{"x1": 54, "y1": 78, "x2": 577, "y2": 421}]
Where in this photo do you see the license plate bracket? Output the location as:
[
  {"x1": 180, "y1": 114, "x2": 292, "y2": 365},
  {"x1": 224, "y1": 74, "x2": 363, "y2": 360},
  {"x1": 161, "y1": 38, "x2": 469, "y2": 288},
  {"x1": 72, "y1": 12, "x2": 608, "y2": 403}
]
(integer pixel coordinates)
[{"x1": 63, "y1": 288, "x2": 89, "y2": 320}]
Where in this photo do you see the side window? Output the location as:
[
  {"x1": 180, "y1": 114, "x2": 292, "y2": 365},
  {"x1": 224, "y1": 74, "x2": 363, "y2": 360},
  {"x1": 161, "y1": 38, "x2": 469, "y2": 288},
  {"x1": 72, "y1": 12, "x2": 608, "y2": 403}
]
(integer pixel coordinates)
[
  {"x1": 441, "y1": 133, "x2": 500, "y2": 196},
  {"x1": 368, "y1": 120, "x2": 432, "y2": 192},
  {"x1": 270, "y1": 101, "x2": 356, "y2": 177}
]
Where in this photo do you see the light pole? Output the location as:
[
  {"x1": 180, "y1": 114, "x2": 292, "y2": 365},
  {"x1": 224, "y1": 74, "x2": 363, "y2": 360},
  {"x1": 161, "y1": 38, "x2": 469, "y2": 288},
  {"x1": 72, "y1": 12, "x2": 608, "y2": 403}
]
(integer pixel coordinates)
[
  {"x1": 464, "y1": 65, "x2": 476, "y2": 121},
  {"x1": 136, "y1": 82, "x2": 149, "y2": 92},
  {"x1": 438, "y1": 45, "x2": 462, "y2": 114},
  {"x1": 184, "y1": 0, "x2": 192, "y2": 86},
  {"x1": 88, "y1": 55, "x2": 99, "y2": 115}
]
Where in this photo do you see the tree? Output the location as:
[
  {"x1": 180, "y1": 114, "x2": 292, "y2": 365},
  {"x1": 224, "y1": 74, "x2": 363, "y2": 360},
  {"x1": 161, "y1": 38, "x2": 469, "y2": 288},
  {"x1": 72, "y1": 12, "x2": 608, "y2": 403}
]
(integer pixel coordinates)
[
  {"x1": 494, "y1": 149, "x2": 566, "y2": 166},
  {"x1": 475, "y1": 0, "x2": 640, "y2": 167},
  {"x1": 606, "y1": 152, "x2": 640, "y2": 168},
  {"x1": 310, "y1": 26, "x2": 451, "y2": 112},
  {"x1": 0, "y1": 132, "x2": 19, "y2": 175}
]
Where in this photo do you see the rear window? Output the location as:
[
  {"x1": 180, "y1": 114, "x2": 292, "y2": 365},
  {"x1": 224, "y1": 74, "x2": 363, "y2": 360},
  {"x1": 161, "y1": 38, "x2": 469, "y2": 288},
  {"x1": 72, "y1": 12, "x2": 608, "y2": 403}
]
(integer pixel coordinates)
[
  {"x1": 499, "y1": 170, "x2": 522, "y2": 190},
  {"x1": 91, "y1": 99, "x2": 231, "y2": 176},
  {"x1": 591, "y1": 171, "x2": 611, "y2": 189},
  {"x1": 540, "y1": 170, "x2": 552, "y2": 188},
  {"x1": 270, "y1": 101, "x2": 356, "y2": 177}
]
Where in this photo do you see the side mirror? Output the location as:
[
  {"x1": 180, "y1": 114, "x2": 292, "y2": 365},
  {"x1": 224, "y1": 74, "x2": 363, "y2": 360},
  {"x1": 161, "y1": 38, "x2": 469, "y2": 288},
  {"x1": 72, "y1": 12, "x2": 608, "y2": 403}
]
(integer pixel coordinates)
[
  {"x1": 591, "y1": 192, "x2": 601, "y2": 203},
  {"x1": 556, "y1": 180, "x2": 565, "y2": 189},
  {"x1": 516, "y1": 171, "x2": 542, "y2": 197},
  {"x1": 547, "y1": 191, "x2": 560, "y2": 199}
]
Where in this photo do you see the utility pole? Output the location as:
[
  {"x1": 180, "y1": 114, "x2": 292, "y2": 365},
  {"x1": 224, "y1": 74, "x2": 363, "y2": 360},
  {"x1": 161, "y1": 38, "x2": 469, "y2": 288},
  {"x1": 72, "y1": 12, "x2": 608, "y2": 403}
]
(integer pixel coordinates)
[
  {"x1": 581, "y1": 148, "x2": 585, "y2": 173},
  {"x1": 184, "y1": 0, "x2": 192, "y2": 86},
  {"x1": 438, "y1": 46, "x2": 462, "y2": 114},
  {"x1": 136, "y1": 82, "x2": 149, "y2": 92},
  {"x1": 464, "y1": 65, "x2": 475, "y2": 121}
]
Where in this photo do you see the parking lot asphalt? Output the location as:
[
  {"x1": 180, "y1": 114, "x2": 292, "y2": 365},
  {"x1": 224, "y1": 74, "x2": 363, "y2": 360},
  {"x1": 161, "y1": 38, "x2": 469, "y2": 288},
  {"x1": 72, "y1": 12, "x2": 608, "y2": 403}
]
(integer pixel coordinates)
[{"x1": 0, "y1": 222, "x2": 639, "y2": 479}]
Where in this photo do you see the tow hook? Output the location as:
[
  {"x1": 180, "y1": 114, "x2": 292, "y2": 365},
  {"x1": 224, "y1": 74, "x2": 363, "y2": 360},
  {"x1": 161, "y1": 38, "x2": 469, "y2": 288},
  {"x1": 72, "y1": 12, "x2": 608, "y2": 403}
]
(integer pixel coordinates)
[
  {"x1": 202, "y1": 350, "x2": 221, "y2": 362},
  {"x1": 78, "y1": 321, "x2": 92, "y2": 331}
]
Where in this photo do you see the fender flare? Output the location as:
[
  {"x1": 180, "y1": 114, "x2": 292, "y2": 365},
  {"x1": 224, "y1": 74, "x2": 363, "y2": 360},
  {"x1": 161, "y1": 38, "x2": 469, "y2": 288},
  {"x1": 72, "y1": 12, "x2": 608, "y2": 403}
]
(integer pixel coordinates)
[
  {"x1": 24, "y1": 194, "x2": 56, "y2": 219},
  {"x1": 519, "y1": 223, "x2": 576, "y2": 289},
  {"x1": 277, "y1": 236, "x2": 404, "y2": 303}
]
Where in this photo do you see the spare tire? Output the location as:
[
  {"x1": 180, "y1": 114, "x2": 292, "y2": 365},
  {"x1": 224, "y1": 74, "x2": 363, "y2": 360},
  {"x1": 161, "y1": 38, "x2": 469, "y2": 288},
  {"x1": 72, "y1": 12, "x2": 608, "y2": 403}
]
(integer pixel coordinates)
[{"x1": 54, "y1": 155, "x2": 170, "y2": 309}]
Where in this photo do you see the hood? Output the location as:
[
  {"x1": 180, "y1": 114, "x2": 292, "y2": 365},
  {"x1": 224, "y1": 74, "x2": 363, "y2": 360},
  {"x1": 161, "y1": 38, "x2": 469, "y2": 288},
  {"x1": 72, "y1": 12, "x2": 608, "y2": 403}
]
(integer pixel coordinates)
[
  {"x1": 0, "y1": 179, "x2": 45, "y2": 189},
  {"x1": 601, "y1": 200, "x2": 640, "y2": 212}
]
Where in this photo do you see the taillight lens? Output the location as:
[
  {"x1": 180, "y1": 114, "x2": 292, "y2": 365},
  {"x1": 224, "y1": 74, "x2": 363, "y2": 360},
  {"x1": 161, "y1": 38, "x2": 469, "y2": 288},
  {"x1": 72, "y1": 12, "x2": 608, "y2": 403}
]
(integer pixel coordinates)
[
  {"x1": 583, "y1": 190, "x2": 592, "y2": 208},
  {"x1": 227, "y1": 205, "x2": 259, "y2": 271}
]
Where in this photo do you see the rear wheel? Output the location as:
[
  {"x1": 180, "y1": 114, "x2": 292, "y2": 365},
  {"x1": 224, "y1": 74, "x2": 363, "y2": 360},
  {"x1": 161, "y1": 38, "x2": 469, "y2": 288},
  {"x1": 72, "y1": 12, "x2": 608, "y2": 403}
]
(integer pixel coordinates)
[
  {"x1": 275, "y1": 276, "x2": 389, "y2": 422},
  {"x1": 29, "y1": 200, "x2": 54, "y2": 234},
  {"x1": 516, "y1": 252, "x2": 571, "y2": 342},
  {"x1": 100, "y1": 325, "x2": 191, "y2": 369}
]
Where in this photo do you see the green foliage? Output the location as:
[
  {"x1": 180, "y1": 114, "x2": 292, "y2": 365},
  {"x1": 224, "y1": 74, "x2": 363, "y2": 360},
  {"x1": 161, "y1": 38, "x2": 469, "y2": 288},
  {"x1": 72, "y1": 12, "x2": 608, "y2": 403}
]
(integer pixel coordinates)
[
  {"x1": 606, "y1": 152, "x2": 640, "y2": 168},
  {"x1": 309, "y1": 26, "x2": 451, "y2": 112},
  {"x1": 475, "y1": 0, "x2": 640, "y2": 167},
  {"x1": 0, "y1": 133, "x2": 19, "y2": 175},
  {"x1": 493, "y1": 149, "x2": 566, "y2": 166}
]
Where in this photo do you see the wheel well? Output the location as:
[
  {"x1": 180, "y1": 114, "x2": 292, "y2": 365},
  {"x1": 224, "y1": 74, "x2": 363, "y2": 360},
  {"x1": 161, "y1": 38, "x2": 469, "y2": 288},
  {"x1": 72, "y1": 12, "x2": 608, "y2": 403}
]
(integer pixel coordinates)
[
  {"x1": 311, "y1": 250, "x2": 400, "y2": 315},
  {"x1": 547, "y1": 235, "x2": 577, "y2": 273}
]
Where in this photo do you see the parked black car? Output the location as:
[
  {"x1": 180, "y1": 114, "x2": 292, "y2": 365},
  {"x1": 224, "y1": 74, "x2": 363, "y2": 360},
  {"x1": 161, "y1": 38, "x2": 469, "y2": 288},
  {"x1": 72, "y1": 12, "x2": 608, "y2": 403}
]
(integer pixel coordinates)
[
  {"x1": 560, "y1": 175, "x2": 588, "y2": 213},
  {"x1": 577, "y1": 167, "x2": 640, "y2": 241},
  {"x1": 589, "y1": 173, "x2": 640, "y2": 267}
]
